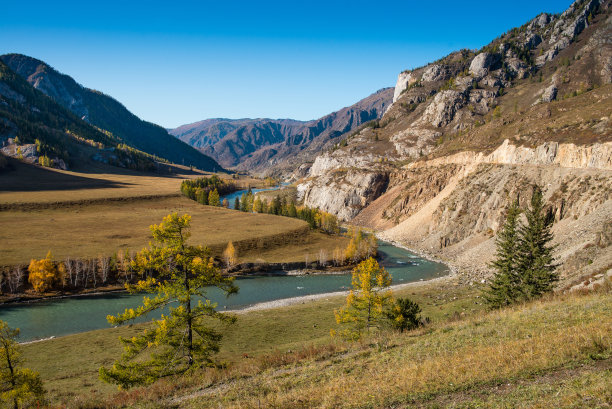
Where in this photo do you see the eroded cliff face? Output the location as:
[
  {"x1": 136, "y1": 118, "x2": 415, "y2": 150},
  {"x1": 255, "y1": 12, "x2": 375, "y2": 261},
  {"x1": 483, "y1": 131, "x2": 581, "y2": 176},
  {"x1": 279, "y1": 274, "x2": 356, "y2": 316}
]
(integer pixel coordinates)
[{"x1": 296, "y1": 0, "x2": 611, "y2": 285}]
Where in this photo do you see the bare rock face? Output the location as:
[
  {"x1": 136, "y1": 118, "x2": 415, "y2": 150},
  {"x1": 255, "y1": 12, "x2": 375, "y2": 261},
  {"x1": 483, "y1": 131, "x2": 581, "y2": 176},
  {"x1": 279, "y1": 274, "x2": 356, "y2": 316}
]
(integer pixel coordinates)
[
  {"x1": 298, "y1": 169, "x2": 389, "y2": 221},
  {"x1": 469, "y1": 53, "x2": 497, "y2": 78},
  {"x1": 390, "y1": 127, "x2": 441, "y2": 158},
  {"x1": 416, "y1": 90, "x2": 466, "y2": 128},
  {"x1": 393, "y1": 72, "x2": 418, "y2": 102},
  {"x1": 421, "y1": 64, "x2": 449, "y2": 82},
  {"x1": 541, "y1": 84, "x2": 558, "y2": 102}
]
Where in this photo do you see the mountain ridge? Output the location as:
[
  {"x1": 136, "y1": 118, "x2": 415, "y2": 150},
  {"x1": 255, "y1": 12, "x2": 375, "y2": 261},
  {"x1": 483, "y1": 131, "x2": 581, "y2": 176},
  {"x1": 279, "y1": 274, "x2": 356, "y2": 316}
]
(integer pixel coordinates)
[
  {"x1": 0, "y1": 53, "x2": 222, "y2": 171},
  {"x1": 169, "y1": 87, "x2": 393, "y2": 175}
]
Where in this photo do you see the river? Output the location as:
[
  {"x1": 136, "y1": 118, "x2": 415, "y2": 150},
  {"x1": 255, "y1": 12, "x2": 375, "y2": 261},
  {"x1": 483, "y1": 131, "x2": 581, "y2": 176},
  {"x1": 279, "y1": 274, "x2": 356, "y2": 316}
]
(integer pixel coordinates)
[{"x1": 0, "y1": 188, "x2": 450, "y2": 341}]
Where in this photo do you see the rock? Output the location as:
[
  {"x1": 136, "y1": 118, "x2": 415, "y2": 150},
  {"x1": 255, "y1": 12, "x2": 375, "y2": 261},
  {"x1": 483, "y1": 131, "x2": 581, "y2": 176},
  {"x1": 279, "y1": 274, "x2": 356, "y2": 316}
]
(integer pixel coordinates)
[
  {"x1": 541, "y1": 84, "x2": 558, "y2": 102},
  {"x1": 416, "y1": 90, "x2": 465, "y2": 128},
  {"x1": 505, "y1": 58, "x2": 530, "y2": 79},
  {"x1": 524, "y1": 34, "x2": 542, "y2": 49},
  {"x1": 469, "y1": 53, "x2": 498, "y2": 79},
  {"x1": 391, "y1": 127, "x2": 441, "y2": 158},
  {"x1": 529, "y1": 13, "x2": 552, "y2": 30},
  {"x1": 298, "y1": 170, "x2": 389, "y2": 220},
  {"x1": 421, "y1": 64, "x2": 449, "y2": 82},
  {"x1": 393, "y1": 72, "x2": 417, "y2": 102}
]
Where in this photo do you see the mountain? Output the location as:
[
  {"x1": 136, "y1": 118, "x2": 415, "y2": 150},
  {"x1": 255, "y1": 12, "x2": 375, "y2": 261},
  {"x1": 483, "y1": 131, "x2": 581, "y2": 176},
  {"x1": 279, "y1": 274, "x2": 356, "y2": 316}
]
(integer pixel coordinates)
[
  {"x1": 0, "y1": 54, "x2": 222, "y2": 171},
  {"x1": 297, "y1": 0, "x2": 612, "y2": 287},
  {"x1": 170, "y1": 88, "x2": 393, "y2": 175},
  {"x1": 0, "y1": 59, "x2": 165, "y2": 172}
]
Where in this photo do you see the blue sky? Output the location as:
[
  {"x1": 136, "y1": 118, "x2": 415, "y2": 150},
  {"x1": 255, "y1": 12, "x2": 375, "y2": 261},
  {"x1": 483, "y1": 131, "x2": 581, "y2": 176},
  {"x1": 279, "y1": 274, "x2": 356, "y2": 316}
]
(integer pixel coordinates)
[{"x1": 1, "y1": 1, "x2": 571, "y2": 128}]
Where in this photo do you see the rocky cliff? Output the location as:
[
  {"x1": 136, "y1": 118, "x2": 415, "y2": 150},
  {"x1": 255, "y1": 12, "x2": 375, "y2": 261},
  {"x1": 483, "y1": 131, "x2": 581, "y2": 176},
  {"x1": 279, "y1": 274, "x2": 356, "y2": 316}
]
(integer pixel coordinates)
[{"x1": 297, "y1": 0, "x2": 612, "y2": 286}]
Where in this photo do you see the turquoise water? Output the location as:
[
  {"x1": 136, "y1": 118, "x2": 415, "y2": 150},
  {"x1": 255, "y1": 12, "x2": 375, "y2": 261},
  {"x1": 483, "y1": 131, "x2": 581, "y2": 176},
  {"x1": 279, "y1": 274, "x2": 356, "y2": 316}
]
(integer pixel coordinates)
[
  {"x1": 0, "y1": 241, "x2": 448, "y2": 341},
  {"x1": 221, "y1": 187, "x2": 279, "y2": 209}
]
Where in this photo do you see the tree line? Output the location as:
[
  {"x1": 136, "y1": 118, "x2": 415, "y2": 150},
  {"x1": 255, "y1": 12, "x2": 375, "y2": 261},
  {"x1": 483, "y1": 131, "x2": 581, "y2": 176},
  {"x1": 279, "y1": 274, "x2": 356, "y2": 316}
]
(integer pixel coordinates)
[
  {"x1": 180, "y1": 176, "x2": 237, "y2": 206},
  {"x1": 1, "y1": 249, "x2": 144, "y2": 295}
]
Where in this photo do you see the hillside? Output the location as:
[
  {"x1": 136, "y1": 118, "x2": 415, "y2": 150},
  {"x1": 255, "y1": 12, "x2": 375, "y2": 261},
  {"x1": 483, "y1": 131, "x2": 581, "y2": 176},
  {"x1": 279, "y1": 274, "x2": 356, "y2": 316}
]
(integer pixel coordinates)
[
  {"x1": 297, "y1": 0, "x2": 612, "y2": 286},
  {"x1": 0, "y1": 60, "x2": 163, "y2": 171},
  {"x1": 170, "y1": 88, "x2": 393, "y2": 175},
  {"x1": 0, "y1": 54, "x2": 222, "y2": 171}
]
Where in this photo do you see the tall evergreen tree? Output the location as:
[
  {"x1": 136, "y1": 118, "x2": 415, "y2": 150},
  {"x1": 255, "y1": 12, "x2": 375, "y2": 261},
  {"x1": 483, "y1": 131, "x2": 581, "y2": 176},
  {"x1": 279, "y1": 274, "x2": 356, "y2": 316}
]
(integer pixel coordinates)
[
  {"x1": 517, "y1": 186, "x2": 557, "y2": 299},
  {"x1": 99, "y1": 213, "x2": 237, "y2": 389},
  {"x1": 484, "y1": 200, "x2": 522, "y2": 308},
  {"x1": 233, "y1": 197, "x2": 240, "y2": 210}
]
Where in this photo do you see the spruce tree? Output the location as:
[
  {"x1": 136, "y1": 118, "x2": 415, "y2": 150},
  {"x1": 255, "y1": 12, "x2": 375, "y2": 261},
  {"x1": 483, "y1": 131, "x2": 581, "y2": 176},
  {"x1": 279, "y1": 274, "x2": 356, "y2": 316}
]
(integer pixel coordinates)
[
  {"x1": 484, "y1": 200, "x2": 522, "y2": 308},
  {"x1": 233, "y1": 197, "x2": 240, "y2": 210},
  {"x1": 517, "y1": 186, "x2": 557, "y2": 299}
]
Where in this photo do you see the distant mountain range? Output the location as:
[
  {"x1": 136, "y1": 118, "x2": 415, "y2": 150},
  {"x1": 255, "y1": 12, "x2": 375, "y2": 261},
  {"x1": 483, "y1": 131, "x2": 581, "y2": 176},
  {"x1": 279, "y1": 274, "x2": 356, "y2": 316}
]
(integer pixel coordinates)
[
  {"x1": 0, "y1": 54, "x2": 221, "y2": 171},
  {"x1": 169, "y1": 88, "x2": 393, "y2": 175}
]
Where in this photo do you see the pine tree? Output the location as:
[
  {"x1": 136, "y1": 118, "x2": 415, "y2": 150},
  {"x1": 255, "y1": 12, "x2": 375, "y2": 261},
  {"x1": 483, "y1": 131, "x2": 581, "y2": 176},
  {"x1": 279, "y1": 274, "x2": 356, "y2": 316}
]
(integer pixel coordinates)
[
  {"x1": 99, "y1": 213, "x2": 237, "y2": 389},
  {"x1": 386, "y1": 298, "x2": 423, "y2": 332},
  {"x1": 484, "y1": 200, "x2": 522, "y2": 308},
  {"x1": 517, "y1": 186, "x2": 557, "y2": 299},
  {"x1": 333, "y1": 258, "x2": 393, "y2": 340},
  {"x1": 233, "y1": 197, "x2": 240, "y2": 210},
  {"x1": 0, "y1": 321, "x2": 46, "y2": 409}
]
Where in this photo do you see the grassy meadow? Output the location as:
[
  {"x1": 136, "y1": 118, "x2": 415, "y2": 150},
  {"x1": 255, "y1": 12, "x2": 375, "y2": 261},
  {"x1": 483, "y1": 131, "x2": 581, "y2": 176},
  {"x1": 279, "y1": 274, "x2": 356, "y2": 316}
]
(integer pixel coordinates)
[
  {"x1": 19, "y1": 280, "x2": 611, "y2": 408},
  {"x1": 0, "y1": 161, "x2": 348, "y2": 267}
]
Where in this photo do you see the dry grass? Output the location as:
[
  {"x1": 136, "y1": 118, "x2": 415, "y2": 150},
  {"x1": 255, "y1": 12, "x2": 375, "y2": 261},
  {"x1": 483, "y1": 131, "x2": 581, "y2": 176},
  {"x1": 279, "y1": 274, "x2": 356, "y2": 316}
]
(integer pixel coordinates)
[
  {"x1": 19, "y1": 280, "x2": 480, "y2": 406},
  {"x1": 174, "y1": 290, "x2": 612, "y2": 409},
  {"x1": 0, "y1": 195, "x2": 350, "y2": 265}
]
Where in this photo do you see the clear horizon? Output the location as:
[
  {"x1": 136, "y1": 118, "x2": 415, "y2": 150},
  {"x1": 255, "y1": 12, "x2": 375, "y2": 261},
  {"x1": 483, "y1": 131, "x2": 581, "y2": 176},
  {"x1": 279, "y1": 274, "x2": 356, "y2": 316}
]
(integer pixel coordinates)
[{"x1": 1, "y1": 0, "x2": 571, "y2": 128}]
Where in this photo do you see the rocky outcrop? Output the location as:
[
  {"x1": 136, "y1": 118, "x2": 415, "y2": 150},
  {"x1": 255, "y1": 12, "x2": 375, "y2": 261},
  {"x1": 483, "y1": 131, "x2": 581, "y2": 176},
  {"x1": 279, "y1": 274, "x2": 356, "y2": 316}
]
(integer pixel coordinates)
[
  {"x1": 415, "y1": 139, "x2": 612, "y2": 170},
  {"x1": 393, "y1": 72, "x2": 417, "y2": 102},
  {"x1": 416, "y1": 90, "x2": 465, "y2": 127},
  {"x1": 298, "y1": 169, "x2": 389, "y2": 221},
  {"x1": 422, "y1": 65, "x2": 449, "y2": 82},
  {"x1": 469, "y1": 53, "x2": 498, "y2": 79}
]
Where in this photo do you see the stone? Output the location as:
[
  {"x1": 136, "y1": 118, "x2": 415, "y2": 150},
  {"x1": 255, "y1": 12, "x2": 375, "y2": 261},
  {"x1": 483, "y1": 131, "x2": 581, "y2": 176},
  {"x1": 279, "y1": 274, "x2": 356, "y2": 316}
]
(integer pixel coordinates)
[
  {"x1": 421, "y1": 64, "x2": 449, "y2": 82},
  {"x1": 393, "y1": 72, "x2": 416, "y2": 102},
  {"x1": 469, "y1": 53, "x2": 498, "y2": 79},
  {"x1": 416, "y1": 90, "x2": 465, "y2": 128},
  {"x1": 541, "y1": 84, "x2": 558, "y2": 102}
]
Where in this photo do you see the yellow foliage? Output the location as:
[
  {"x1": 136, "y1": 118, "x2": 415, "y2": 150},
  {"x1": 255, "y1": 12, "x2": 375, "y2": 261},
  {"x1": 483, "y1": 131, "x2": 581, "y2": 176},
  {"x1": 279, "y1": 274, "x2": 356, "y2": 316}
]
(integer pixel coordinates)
[
  {"x1": 28, "y1": 251, "x2": 59, "y2": 293},
  {"x1": 334, "y1": 257, "x2": 393, "y2": 340},
  {"x1": 223, "y1": 241, "x2": 237, "y2": 267}
]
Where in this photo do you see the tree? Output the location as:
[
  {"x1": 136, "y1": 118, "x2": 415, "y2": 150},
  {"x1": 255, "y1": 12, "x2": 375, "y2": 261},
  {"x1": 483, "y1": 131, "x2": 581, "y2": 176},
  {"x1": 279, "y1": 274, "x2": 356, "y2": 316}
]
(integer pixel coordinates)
[
  {"x1": 484, "y1": 200, "x2": 523, "y2": 308},
  {"x1": 386, "y1": 298, "x2": 423, "y2": 332},
  {"x1": 223, "y1": 241, "x2": 237, "y2": 268},
  {"x1": 517, "y1": 186, "x2": 557, "y2": 299},
  {"x1": 233, "y1": 197, "x2": 240, "y2": 210},
  {"x1": 0, "y1": 321, "x2": 45, "y2": 409},
  {"x1": 222, "y1": 198, "x2": 229, "y2": 208},
  {"x1": 208, "y1": 188, "x2": 220, "y2": 206},
  {"x1": 484, "y1": 187, "x2": 558, "y2": 307},
  {"x1": 28, "y1": 251, "x2": 59, "y2": 293},
  {"x1": 99, "y1": 213, "x2": 237, "y2": 389},
  {"x1": 333, "y1": 258, "x2": 393, "y2": 340}
]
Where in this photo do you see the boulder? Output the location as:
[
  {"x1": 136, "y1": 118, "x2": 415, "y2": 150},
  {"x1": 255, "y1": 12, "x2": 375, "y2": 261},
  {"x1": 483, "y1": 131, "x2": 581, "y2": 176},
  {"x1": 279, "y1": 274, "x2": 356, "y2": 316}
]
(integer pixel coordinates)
[
  {"x1": 416, "y1": 90, "x2": 465, "y2": 128},
  {"x1": 469, "y1": 53, "x2": 498, "y2": 78},
  {"x1": 422, "y1": 64, "x2": 449, "y2": 82},
  {"x1": 541, "y1": 84, "x2": 558, "y2": 102}
]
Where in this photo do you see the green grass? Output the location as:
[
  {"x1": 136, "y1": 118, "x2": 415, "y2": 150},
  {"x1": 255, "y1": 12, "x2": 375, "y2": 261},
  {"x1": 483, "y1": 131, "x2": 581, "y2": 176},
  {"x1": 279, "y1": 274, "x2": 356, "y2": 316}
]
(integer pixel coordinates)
[{"x1": 19, "y1": 279, "x2": 480, "y2": 406}]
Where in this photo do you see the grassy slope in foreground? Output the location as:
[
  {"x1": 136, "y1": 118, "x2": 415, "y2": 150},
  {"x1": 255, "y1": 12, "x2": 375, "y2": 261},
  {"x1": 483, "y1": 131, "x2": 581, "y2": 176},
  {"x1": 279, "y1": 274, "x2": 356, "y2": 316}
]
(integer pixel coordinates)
[{"x1": 20, "y1": 282, "x2": 611, "y2": 408}]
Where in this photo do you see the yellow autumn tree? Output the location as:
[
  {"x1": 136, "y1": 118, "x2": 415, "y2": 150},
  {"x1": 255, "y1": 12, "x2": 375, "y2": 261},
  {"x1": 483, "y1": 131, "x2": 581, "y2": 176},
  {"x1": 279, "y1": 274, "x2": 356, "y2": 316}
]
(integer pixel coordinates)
[
  {"x1": 333, "y1": 257, "x2": 393, "y2": 340},
  {"x1": 223, "y1": 241, "x2": 237, "y2": 268},
  {"x1": 28, "y1": 251, "x2": 59, "y2": 293}
]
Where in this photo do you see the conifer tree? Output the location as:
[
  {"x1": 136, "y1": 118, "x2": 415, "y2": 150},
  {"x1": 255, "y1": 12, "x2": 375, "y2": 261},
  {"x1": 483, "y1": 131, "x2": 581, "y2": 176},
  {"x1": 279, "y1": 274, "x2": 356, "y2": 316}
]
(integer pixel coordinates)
[
  {"x1": 99, "y1": 213, "x2": 237, "y2": 389},
  {"x1": 208, "y1": 189, "x2": 220, "y2": 206},
  {"x1": 233, "y1": 197, "x2": 240, "y2": 210},
  {"x1": 0, "y1": 321, "x2": 46, "y2": 409},
  {"x1": 333, "y1": 258, "x2": 393, "y2": 340},
  {"x1": 517, "y1": 186, "x2": 557, "y2": 299},
  {"x1": 484, "y1": 200, "x2": 522, "y2": 307}
]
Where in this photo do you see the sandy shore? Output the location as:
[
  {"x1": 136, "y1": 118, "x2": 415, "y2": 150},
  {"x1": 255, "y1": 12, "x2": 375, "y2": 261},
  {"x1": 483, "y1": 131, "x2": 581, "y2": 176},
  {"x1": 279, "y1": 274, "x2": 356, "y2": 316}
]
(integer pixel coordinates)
[{"x1": 237, "y1": 272, "x2": 455, "y2": 313}]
